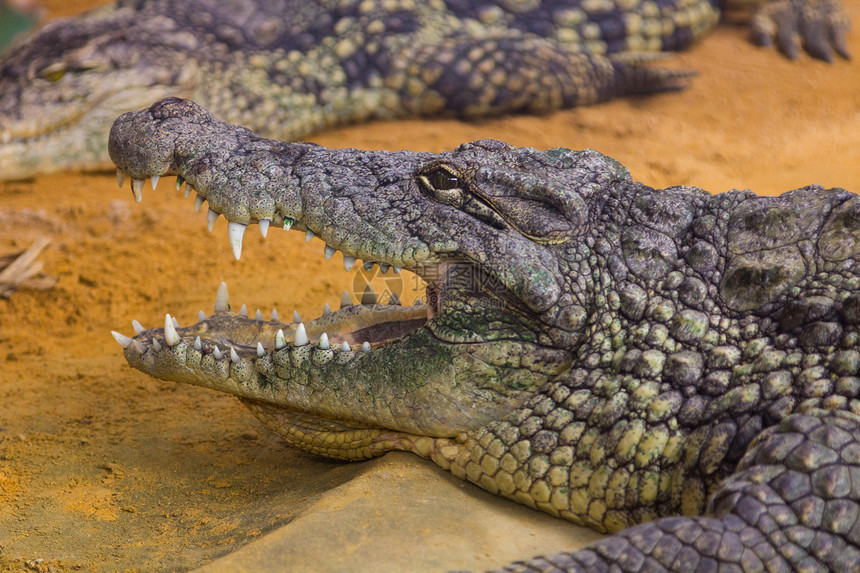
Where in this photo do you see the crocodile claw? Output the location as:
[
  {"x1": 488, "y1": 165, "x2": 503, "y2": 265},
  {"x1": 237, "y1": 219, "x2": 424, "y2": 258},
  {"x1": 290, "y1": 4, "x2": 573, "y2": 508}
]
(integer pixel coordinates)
[{"x1": 751, "y1": 0, "x2": 851, "y2": 62}]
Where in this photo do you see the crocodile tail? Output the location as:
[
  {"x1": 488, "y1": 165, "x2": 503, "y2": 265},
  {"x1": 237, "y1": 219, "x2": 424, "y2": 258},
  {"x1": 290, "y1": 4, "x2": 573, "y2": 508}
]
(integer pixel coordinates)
[
  {"x1": 609, "y1": 53, "x2": 697, "y2": 96},
  {"x1": 399, "y1": 37, "x2": 698, "y2": 117}
]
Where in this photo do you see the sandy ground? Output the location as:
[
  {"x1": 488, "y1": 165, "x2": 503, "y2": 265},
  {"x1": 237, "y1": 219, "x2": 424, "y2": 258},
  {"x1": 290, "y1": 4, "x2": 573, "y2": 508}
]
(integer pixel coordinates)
[{"x1": 0, "y1": 1, "x2": 858, "y2": 571}]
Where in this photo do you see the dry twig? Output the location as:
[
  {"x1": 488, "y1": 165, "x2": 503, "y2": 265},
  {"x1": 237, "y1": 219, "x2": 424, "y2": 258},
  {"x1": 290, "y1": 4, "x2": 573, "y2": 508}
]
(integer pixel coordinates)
[{"x1": 0, "y1": 237, "x2": 58, "y2": 298}]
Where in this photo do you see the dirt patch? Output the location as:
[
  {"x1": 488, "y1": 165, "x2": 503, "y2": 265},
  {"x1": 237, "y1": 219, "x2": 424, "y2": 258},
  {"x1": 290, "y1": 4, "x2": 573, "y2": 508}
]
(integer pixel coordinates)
[{"x1": 0, "y1": 1, "x2": 858, "y2": 571}]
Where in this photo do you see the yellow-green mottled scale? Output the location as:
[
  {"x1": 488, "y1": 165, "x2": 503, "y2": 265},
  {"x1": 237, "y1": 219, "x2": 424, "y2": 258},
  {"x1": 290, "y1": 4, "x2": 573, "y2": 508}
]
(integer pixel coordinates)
[{"x1": 2, "y1": 0, "x2": 851, "y2": 179}]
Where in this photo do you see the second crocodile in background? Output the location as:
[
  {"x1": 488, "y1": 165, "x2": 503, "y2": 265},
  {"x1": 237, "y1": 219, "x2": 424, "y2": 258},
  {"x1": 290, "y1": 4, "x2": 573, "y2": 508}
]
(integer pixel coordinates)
[
  {"x1": 0, "y1": 0, "x2": 851, "y2": 180},
  {"x1": 109, "y1": 98, "x2": 860, "y2": 571}
]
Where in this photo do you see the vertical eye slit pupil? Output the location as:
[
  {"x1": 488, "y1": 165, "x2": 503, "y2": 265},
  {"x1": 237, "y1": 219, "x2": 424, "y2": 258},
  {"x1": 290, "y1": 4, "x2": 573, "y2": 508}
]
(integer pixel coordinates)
[{"x1": 430, "y1": 169, "x2": 459, "y2": 190}]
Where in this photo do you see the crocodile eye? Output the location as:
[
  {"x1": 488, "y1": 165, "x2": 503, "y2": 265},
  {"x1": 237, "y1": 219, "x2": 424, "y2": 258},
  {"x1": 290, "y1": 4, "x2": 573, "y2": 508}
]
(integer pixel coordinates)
[
  {"x1": 427, "y1": 168, "x2": 459, "y2": 190},
  {"x1": 37, "y1": 63, "x2": 66, "y2": 82},
  {"x1": 418, "y1": 165, "x2": 465, "y2": 207}
]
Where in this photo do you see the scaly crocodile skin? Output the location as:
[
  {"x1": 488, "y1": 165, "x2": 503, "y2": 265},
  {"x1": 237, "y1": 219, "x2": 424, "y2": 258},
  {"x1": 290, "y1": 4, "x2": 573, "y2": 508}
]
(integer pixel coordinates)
[
  {"x1": 107, "y1": 98, "x2": 860, "y2": 571},
  {"x1": 0, "y1": 0, "x2": 850, "y2": 179}
]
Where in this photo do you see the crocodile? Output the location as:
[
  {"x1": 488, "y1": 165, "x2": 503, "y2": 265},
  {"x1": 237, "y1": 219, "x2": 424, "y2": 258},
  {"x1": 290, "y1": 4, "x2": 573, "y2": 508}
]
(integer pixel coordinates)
[
  {"x1": 0, "y1": 0, "x2": 851, "y2": 180},
  {"x1": 107, "y1": 97, "x2": 860, "y2": 571}
]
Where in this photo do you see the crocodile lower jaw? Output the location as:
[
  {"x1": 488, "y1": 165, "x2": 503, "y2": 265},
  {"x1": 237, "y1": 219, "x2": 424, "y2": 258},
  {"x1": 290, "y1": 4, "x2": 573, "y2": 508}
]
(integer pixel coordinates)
[
  {"x1": 113, "y1": 280, "x2": 430, "y2": 359},
  {"x1": 239, "y1": 399, "x2": 453, "y2": 462},
  {"x1": 110, "y1": 279, "x2": 438, "y2": 460}
]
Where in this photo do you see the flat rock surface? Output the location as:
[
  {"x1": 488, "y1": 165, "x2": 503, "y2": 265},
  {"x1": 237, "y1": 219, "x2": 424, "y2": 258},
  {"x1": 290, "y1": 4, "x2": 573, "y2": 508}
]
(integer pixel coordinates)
[{"x1": 0, "y1": 0, "x2": 858, "y2": 571}]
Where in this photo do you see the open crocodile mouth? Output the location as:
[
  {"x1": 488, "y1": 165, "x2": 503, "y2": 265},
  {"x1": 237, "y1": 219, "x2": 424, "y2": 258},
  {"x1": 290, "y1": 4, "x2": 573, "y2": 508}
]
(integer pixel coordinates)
[
  {"x1": 110, "y1": 172, "x2": 472, "y2": 371},
  {"x1": 107, "y1": 171, "x2": 515, "y2": 458}
]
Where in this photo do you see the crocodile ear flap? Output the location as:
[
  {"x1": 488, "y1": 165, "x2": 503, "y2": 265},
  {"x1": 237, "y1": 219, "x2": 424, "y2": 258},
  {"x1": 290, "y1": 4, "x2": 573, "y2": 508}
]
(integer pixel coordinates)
[
  {"x1": 489, "y1": 192, "x2": 579, "y2": 243},
  {"x1": 475, "y1": 170, "x2": 588, "y2": 244}
]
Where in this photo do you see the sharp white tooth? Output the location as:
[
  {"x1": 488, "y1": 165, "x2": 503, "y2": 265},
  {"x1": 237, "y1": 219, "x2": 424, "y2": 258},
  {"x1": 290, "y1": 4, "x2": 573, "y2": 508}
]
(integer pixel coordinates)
[
  {"x1": 151, "y1": 175, "x2": 160, "y2": 190},
  {"x1": 171, "y1": 316, "x2": 180, "y2": 329},
  {"x1": 305, "y1": 229, "x2": 315, "y2": 242},
  {"x1": 293, "y1": 310, "x2": 301, "y2": 323},
  {"x1": 271, "y1": 308, "x2": 280, "y2": 322},
  {"x1": 363, "y1": 261, "x2": 374, "y2": 272},
  {"x1": 393, "y1": 267, "x2": 401, "y2": 274},
  {"x1": 275, "y1": 329, "x2": 286, "y2": 349},
  {"x1": 228, "y1": 221, "x2": 246, "y2": 260},
  {"x1": 164, "y1": 314, "x2": 180, "y2": 347},
  {"x1": 194, "y1": 336, "x2": 202, "y2": 351},
  {"x1": 194, "y1": 194, "x2": 205, "y2": 212},
  {"x1": 322, "y1": 303, "x2": 332, "y2": 316},
  {"x1": 324, "y1": 245, "x2": 336, "y2": 260},
  {"x1": 207, "y1": 208, "x2": 219, "y2": 232},
  {"x1": 176, "y1": 176, "x2": 185, "y2": 192},
  {"x1": 259, "y1": 219, "x2": 270, "y2": 238},
  {"x1": 362, "y1": 341, "x2": 371, "y2": 352},
  {"x1": 340, "y1": 291, "x2": 352, "y2": 308},
  {"x1": 239, "y1": 304, "x2": 248, "y2": 317},
  {"x1": 152, "y1": 339, "x2": 163, "y2": 352},
  {"x1": 388, "y1": 292, "x2": 401, "y2": 306},
  {"x1": 294, "y1": 322, "x2": 308, "y2": 346},
  {"x1": 255, "y1": 309, "x2": 264, "y2": 321},
  {"x1": 184, "y1": 185, "x2": 192, "y2": 199},
  {"x1": 132, "y1": 340, "x2": 145, "y2": 353},
  {"x1": 116, "y1": 169, "x2": 126, "y2": 188},
  {"x1": 341, "y1": 341, "x2": 351, "y2": 351},
  {"x1": 198, "y1": 310, "x2": 207, "y2": 322},
  {"x1": 132, "y1": 320, "x2": 145, "y2": 334},
  {"x1": 111, "y1": 331, "x2": 133, "y2": 349},
  {"x1": 257, "y1": 342, "x2": 265, "y2": 357},
  {"x1": 361, "y1": 284, "x2": 377, "y2": 306},
  {"x1": 343, "y1": 255, "x2": 356, "y2": 271},
  {"x1": 131, "y1": 179, "x2": 144, "y2": 202},
  {"x1": 318, "y1": 332, "x2": 330, "y2": 350},
  {"x1": 380, "y1": 264, "x2": 390, "y2": 274},
  {"x1": 283, "y1": 218, "x2": 294, "y2": 231},
  {"x1": 214, "y1": 282, "x2": 230, "y2": 312},
  {"x1": 213, "y1": 346, "x2": 223, "y2": 360},
  {"x1": 230, "y1": 347, "x2": 241, "y2": 363}
]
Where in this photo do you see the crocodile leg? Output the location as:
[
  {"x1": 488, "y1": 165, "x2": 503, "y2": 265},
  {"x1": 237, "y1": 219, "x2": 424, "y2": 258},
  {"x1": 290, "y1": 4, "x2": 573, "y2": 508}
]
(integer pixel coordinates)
[{"x1": 751, "y1": 0, "x2": 852, "y2": 61}]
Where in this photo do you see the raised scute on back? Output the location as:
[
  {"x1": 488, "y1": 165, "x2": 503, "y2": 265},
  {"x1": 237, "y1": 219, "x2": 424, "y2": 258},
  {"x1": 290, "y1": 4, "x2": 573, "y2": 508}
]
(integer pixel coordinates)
[
  {"x1": 819, "y1": 194, "x2": 860, "y2": 261},
  {"x1": 721, "y1": 186, "x2": 853, "y2": 313}
]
